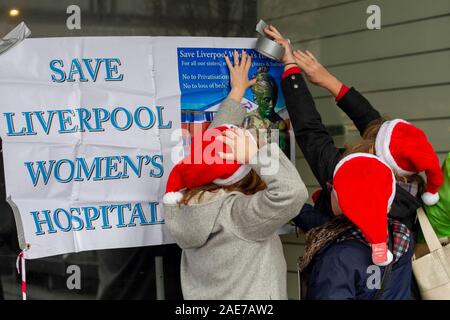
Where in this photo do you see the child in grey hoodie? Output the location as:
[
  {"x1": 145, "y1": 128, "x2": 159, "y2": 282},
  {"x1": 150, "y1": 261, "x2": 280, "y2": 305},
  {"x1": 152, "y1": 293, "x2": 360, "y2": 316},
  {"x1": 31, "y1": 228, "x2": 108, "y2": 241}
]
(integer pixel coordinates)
[{"x1": 163, "y1": 50, "x2": 308, "y2": 300}]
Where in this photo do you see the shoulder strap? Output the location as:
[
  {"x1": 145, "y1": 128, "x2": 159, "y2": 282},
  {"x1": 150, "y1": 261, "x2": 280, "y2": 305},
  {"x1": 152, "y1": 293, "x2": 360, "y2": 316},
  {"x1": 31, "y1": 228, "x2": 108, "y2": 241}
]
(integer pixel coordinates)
[
  {"x1": 373, "y1": 262, "x2": 392, "y2": 300},
  {"x1": 417, "y1": 207, "x2": 442, "y2": 252}
]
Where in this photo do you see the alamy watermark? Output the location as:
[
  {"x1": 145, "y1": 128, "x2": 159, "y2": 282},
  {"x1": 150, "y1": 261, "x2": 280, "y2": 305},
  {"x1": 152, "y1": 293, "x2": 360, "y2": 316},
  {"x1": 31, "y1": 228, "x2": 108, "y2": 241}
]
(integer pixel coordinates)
[
  {"x1": 170, "y1": 127, "x2": 282, "y2": 176},
  {"x1": 66, "y1": 264, "x2": 81, "y2": 290},
  {"x1": 367, "y1": 5, "x2": 381, "y2": 30},
  {"x1": 366, "y1": 265, "x2": 382, "y2": 290},
  {"x1": 66, "y1": 5, "x2": 81, "y2": 30}
]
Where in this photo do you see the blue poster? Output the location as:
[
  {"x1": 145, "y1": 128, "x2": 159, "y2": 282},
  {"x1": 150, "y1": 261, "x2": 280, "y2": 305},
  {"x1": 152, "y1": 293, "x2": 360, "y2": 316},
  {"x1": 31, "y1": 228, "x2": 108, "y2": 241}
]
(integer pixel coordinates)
[
  {"x1": 177, "y1": 47, "x2": 292, "y2": 159},
  {"x1": 177, "y1": 48, "x2": 285, "y2": 113}
]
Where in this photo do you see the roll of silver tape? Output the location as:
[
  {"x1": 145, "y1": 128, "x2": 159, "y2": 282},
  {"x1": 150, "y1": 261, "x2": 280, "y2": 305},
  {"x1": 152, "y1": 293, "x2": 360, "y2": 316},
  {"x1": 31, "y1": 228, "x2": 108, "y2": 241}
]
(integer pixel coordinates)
[{"x1": 255, "y1": 37, "x2": 285, "y2": 61}]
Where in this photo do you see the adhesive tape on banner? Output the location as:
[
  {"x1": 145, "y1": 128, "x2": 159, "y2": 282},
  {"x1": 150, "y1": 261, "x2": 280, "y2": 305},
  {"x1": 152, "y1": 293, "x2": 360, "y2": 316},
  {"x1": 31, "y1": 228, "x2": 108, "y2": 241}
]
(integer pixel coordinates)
[{"x1": 255, "y1": 37, "x2": 285, "y2": 61}]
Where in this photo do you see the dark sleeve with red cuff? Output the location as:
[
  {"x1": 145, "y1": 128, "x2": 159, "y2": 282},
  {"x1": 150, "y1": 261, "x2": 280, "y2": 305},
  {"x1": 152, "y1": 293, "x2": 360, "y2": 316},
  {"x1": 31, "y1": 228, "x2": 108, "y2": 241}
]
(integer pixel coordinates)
[
  {"x1": 281, "y1": 71, "x2": 341, "y2": 191},
  {"x1": 336, "y1": 86, "x2": 382, "y2": 136},
  {"x1": 335, "y1": 85, "x2": 349, "y2": 102},
  {"x1": 282, "y1": 66, "x2": 301, "y2": 80}
]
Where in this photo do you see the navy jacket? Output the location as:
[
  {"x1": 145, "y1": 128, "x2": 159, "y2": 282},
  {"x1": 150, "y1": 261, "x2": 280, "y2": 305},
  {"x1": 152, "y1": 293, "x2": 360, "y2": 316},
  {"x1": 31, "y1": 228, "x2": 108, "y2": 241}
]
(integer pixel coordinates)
[
  {"x1": 281, "y1": 72, "x2": 420, "y2": 299},
  {"x1": 296, "y1": 204, "x2": 414, "y2": 300}
]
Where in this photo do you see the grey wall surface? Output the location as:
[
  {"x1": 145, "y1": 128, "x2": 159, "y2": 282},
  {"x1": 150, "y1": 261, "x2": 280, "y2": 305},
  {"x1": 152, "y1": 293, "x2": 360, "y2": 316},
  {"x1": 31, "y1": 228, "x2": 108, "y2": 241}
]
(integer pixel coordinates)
[
  {"x1": 0, "y1": 0, "x2": 257, "y2": 37},
  {"x1": 258, "y1": 0, "x2": 450, "y2": 299}
]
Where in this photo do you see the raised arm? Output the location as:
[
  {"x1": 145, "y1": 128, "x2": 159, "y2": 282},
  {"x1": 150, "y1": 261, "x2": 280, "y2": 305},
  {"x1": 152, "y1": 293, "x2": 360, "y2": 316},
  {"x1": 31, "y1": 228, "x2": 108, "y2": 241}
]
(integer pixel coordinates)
[
  {"x1": 216, "y1": 128, "x2": 308, "y2": 241},
  {"x1": 264, "y1": 25, "x2": 342, "y2": 189},
  {"x1": 282, "y1": 70, "x2": 342, "y2": 189},
  {"x1": 292, "y1": 50, "x2": 382, "y2": 136},
  {"x1": 336, "y1": 87, "x2": 382, "y2": 136},
  {"x1": 208, "y1": 50, "x2": 256, "y2": 129}
]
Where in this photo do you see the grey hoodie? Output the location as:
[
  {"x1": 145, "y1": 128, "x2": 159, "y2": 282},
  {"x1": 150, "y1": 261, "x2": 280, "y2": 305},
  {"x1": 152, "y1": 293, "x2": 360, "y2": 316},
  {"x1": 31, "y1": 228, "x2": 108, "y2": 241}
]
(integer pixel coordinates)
[{"x1": 164, "y1": 98, "x2": 308, "y2": 299}]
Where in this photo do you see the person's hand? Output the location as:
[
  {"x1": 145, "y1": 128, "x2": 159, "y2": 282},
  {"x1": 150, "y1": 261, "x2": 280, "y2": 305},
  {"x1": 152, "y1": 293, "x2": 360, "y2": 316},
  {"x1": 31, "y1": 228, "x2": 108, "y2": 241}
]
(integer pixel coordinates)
[
  {"x1": 216, "y1": 128, "x2": 258, "y2": 164},
  {"x1": 263, "y1": 25, "x2": 295, "y2": 66},
  {"x1": 292, "y1": 50, "x2": 342, "y2": 96},
  {"x1": 225, "y1": 50, "x2": 256, "y2": 102}
]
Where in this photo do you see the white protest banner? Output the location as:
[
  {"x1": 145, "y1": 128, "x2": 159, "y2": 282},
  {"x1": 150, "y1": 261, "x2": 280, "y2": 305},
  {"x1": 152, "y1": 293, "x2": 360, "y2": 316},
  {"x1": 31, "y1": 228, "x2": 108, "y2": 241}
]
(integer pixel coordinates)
[{"x1": 0, "y1": 37, "x2": 292, "y2": 259}]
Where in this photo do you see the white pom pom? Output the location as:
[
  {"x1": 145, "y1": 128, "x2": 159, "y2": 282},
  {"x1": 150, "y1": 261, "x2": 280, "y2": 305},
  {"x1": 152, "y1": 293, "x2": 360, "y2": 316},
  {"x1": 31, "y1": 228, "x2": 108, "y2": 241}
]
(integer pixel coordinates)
[
  {"x1": 163, "y1": 192, "x2": 183, "y2": 205},
  {"x1": 374, "y1": 250, "x2": 393, "y2": 267},
  {"x1": 422, "y1": 192, "x2": 439, "y2": 206}
]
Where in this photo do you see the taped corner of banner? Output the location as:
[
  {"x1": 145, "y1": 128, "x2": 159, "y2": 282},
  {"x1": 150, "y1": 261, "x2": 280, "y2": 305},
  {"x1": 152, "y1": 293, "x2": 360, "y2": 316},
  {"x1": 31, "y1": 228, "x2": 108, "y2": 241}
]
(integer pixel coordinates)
[{"x1": 6, "y1": 196, "x2": 28, "y2": 251}]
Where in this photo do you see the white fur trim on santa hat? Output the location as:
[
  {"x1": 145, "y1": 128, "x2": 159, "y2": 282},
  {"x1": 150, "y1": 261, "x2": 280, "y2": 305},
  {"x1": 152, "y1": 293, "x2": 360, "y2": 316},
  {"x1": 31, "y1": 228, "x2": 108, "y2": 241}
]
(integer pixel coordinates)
[
  {"x1": 333, "y1": 153, "x2": 386, "y2": 176},
  {"x1": 163, "y1": 191, "x2": 184, "y2": 205},
  {"x1": 374, "y1": 249, "x2": 394, "y2": 267},
  {"x1": 422, "y1": 192, "x2": 440, "y2": 206},
  {"x1": 213, "y1": 164, "x2": 252, "y2": 186},
  {"x1": 375, "y1": 119, "x2": 414, "y2": 176}
]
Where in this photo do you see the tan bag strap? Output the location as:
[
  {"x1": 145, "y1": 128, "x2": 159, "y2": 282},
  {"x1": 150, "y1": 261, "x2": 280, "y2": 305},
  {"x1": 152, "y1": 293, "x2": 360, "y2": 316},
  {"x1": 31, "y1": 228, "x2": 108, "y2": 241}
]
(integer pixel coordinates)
[{"x1": 417, "y1": 207, "x2": 442, "y2": 252}]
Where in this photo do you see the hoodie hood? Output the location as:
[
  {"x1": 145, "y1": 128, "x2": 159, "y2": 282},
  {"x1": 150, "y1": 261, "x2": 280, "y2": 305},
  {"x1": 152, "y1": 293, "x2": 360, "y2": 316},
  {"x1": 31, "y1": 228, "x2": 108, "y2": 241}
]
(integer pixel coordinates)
[{"x1": 163, "y1": 189, "x2": 229, "y2": 249}]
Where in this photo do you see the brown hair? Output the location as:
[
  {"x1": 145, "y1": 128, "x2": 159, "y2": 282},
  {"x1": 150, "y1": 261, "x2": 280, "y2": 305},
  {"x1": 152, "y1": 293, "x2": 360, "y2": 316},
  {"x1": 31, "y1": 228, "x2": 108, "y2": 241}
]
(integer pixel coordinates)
[
  {"x1": 344, "y1": 117, "x2": 425, "y2": 193},
  {"x1": 343, "y1": 118, "x2": 385, "y2": 156},
  {"x1": 180, "y1": 169, "x2": 267, "y2": 205}
]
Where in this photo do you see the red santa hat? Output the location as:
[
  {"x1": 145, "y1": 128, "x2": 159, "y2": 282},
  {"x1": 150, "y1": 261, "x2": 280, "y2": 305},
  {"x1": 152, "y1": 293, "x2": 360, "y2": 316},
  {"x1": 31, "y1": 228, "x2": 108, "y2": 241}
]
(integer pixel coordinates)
[
  {"x1": 375, "y1": 119, "x2": 443, "y2": 205},
  {"x1": 333, "y1": 153, "x2": 396, "y2": 266},
  {"x1": 163, "y1": 124, "x2": 252, "y2": 205}
]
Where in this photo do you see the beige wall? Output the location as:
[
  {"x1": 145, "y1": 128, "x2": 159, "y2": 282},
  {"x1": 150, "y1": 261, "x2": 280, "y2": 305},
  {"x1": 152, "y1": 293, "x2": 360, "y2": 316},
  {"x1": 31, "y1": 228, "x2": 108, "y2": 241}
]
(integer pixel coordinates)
[{"x1": 258, "y1": 0, "x2": 450, "y2": 299}]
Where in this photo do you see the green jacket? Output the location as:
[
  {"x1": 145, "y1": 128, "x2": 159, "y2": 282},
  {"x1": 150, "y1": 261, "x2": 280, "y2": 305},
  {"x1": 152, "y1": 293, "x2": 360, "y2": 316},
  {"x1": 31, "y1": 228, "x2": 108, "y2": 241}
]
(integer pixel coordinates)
[{"x1": 423, "y1": 152, "x2": 450, "y2": 240}]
